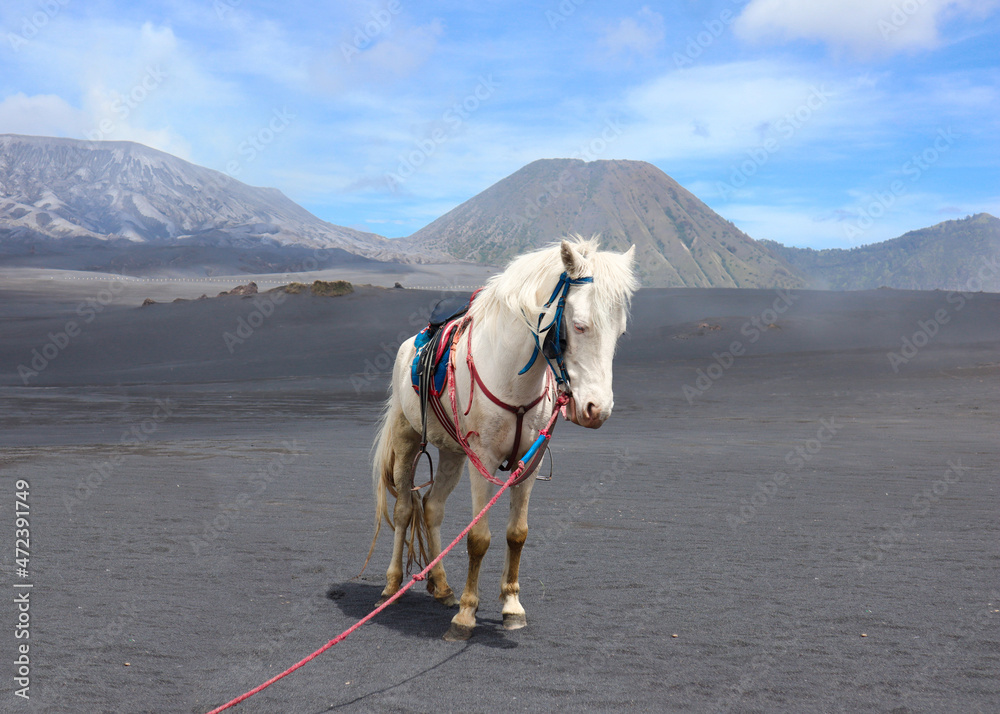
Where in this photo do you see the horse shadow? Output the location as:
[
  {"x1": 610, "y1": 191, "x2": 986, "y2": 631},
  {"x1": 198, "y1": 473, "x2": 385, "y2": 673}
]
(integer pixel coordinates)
[{"x1": 325, "y1": 580, "x2": 519, "y2": 651}]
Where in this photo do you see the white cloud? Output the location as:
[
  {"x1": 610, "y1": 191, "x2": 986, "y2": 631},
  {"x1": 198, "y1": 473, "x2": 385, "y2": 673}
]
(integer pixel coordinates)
[
  {"x1": 717, "y1": 186, "x2": 977, "y2": 249},
  {"x1": 719, "y1": 203, "x2": 849, "y2": 246},
  {"x1": 310, "y1": 19, "x2": 445, "y2": 94},
  {"x1": 0, "y1": 93, "x2": 86, "y2": 137},
  {"x1": 1, "y1": 17, "x2": 240, "y2": 160},
  {"x1": 721, "y1": 200, "x2": 919, "y2": 248},
  {"x1": 600, "y1": 6, "x2": 666, "y2": 59},
  {"x1": 208, "y1": 17, "x2": 311, "y2": 90},
  {"x1": 734, "y1": 0, "x2": 1000, "y2": 56},
  {"x1": 0, "y1": 85, "x2": 191, "y2": 158},
  {"x1": 616, "y1": 61, "x2": 854, "y2": 161}
]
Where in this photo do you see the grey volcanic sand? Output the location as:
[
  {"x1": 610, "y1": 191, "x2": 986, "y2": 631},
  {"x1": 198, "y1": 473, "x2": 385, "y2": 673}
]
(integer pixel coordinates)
[{"x1": 1, "y1": 275, "x2": 998, "y2": 712}]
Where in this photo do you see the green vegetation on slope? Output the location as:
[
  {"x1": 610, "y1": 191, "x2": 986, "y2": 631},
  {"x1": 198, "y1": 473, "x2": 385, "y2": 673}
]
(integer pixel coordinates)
[{"x1": 761, "y1": 214, "x2": 1000, "y2": 291}]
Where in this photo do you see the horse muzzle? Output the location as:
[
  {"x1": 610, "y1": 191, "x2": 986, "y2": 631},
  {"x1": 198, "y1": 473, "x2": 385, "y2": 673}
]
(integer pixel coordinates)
[{"x1": 563, "y1": 396, "x2": 608, "y2": 429}]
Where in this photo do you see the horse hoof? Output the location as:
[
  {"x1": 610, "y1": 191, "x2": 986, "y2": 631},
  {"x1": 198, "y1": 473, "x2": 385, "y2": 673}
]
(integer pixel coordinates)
[
  {"x1": 435, "y1": 592, "x2": 459, "y2": 608},
  {"x1": 503, "y1": 613, "x2": 527, "y2": 630},
  {"x1": 443, "y1": 623, "x2": 474, "y2": 641},
  {"x1": 375, "y1": 594, "x2": 392, "y2": 607}
]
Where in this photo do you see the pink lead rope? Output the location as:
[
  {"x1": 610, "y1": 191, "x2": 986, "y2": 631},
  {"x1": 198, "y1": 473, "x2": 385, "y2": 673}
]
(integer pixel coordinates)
[{"x1": 205, "y1": 394, "x2": 569, "y2": 714}]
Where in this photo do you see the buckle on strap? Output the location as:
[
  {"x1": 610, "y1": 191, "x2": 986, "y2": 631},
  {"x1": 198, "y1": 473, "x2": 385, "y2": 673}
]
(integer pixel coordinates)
[{"x1": 519, "y1": 271, "x2": 593, "y2": 385}]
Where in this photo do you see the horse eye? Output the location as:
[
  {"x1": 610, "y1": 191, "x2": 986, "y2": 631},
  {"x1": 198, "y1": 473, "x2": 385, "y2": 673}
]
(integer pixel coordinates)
[{"x1": 573, "y1": 322, "x2": 587, "y2": 334}]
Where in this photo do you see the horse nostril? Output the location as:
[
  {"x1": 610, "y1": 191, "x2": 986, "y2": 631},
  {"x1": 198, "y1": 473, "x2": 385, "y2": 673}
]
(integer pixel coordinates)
[{"x1": 584, "y1": 402, "x2": 599, "y2": 421}]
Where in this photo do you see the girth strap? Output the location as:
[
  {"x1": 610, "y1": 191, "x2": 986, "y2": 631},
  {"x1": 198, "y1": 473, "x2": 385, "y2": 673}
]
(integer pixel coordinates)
[{"x1": 412, "y1": 318, "x2": 464, "y2": 489}]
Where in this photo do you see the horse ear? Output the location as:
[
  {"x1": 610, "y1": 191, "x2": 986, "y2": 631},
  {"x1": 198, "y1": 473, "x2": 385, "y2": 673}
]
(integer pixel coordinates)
[
  {"x1": 560, "y1": 240, "x2": 584, "y2": 278},
  {"x1": 623, "y1": 244, "x2": 636, "y2": 265}
]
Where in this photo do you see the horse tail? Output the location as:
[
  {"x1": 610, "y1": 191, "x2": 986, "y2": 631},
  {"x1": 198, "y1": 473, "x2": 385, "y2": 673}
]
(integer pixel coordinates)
[
  {"x1": 361, "y1": 397, "x2": 428, "y2": 575},
  {"x1": 361, "y1": 398, "x2": 396, "y2": 575},
  {"x1": 404, "y1": 482, "x2": 429, "y2": 575}
]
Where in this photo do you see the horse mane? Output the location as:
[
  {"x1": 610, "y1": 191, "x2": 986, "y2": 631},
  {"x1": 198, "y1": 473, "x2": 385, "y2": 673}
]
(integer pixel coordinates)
[{"x1": 468, "y1": 235, "x2": 639, "y2": 346}]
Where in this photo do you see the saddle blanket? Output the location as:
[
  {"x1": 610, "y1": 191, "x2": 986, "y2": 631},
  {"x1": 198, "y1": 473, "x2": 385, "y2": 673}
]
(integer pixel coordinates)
[{"x1": 410, "y1": 294, "x2": 474, "y2": 395}]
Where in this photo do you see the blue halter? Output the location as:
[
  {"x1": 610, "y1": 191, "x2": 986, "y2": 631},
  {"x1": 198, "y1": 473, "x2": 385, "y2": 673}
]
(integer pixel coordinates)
[{"x1": 518, "y1": 271, "x2": 594, "y2": 389}]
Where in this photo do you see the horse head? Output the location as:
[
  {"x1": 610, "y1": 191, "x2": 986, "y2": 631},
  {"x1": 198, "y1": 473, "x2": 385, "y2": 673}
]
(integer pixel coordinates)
[{"x1": 556, "y1": 239, "x2": 637, "y2": 429}]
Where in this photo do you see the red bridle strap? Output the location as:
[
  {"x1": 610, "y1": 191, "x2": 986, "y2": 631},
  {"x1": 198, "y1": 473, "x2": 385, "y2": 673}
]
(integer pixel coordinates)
[{"x1": 441, "y1": 315, "x2": 559, "y2": 487}]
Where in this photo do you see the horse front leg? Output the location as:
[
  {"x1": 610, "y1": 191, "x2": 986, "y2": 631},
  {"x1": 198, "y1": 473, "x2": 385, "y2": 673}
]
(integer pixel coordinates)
[
  {"x1": 444, "y1": 468, "x2": 495, "y2": 641},
  {"x1": 500, "y1": 473, "x2": 536, "y2": 629}
]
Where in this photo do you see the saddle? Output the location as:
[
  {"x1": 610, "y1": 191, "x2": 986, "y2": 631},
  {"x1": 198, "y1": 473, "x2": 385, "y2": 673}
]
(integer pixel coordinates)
[
  {"x1": 410, "y1": 294, "x2": 473, "y2": 396},
  {"x1": 406, "y1": 294, "x2": 474, "y2": 488}
]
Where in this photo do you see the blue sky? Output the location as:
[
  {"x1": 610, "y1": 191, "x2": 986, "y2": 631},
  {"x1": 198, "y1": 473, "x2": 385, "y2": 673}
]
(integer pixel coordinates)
[{"x1": 1, "y1": 0, "x2": 998, "y2": 248}]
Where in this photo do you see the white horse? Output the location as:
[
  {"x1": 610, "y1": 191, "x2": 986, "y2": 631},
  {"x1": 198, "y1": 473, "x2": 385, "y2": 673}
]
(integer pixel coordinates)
[{"x1": 368, "y1": 237, "x2": 637, "y2": 640}]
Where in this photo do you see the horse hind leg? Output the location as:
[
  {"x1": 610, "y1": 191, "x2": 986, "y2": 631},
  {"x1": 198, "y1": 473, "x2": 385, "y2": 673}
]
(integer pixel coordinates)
[
  {"x1": 422, "y1": 449, "x2": 465, "y2": 608},
  {"x1": 375, "y1": 410, "x2": 422, "y2": 606}
]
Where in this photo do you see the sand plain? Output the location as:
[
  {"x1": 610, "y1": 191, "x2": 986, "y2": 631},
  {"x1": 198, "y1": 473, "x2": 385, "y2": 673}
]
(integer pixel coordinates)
[{"x1": 0, "y1": 268, "x2": 998, "y2": 712}]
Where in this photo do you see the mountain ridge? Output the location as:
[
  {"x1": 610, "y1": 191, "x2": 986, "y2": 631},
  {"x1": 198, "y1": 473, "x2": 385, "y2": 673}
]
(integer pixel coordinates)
[
  {"x1": 3, "y1": 136, "x2": 995, "y2": 291},
  {"x1": 762, "y1": 213, "x2": 1000, "y2": 291},
  {"x1": 404, "y1": 158, "x2": 806, "y2": 289},
  {"x1": 0, "y1": 134, "x2": 404, "y2": 264}
]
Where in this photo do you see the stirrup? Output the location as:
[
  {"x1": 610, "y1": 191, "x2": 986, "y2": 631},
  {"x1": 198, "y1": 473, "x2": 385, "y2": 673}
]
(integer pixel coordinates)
[
  {"x1": 411, "y1": 446, "x2": 434, "y2": 491},
  {"x1": 534, "y1": 447, "x2": 554, "y2": 482}
]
